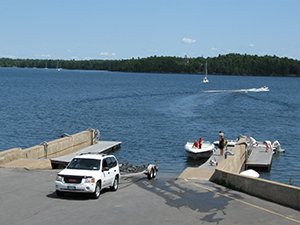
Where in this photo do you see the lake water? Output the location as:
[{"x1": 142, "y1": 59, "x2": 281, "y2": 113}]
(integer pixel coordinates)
[{"x1": 0, "y1": 68, "x2": 299, "y2": 185}]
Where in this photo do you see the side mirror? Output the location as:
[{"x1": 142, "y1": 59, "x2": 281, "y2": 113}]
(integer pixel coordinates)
[{"x1": 102, "y1": 166, "x2": 109, "y2": 172}]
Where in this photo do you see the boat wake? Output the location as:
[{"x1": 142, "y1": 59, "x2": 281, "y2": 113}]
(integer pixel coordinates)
[{"x1": 199, "y1": 86, "x2": 269, "y2": 94}]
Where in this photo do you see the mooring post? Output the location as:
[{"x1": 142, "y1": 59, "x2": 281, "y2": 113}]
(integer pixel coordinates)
[{"x1": 40, "y1": 141, "x2": 49, "y2": 159}]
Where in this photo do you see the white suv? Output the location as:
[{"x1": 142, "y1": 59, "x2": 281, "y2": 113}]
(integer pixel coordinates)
[{"x1": 55, "y1": 153, "x2": 120, "y2": 199}]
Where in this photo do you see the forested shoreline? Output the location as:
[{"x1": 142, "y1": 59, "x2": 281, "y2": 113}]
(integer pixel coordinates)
[{"x1": 1, "y1": 53, "x2": 300, "y2": 77}]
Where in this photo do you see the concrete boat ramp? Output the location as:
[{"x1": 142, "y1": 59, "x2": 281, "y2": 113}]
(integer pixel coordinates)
[
  {"x1": 51, "y1": 141, "x2": 121, "y2": 168},
  {"x1": 179, "y1": 147, "x2": 232, "y2": 180}
]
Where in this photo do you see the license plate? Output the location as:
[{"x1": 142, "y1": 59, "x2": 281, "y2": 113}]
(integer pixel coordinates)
[{"x1": 67, "y1": 186, "x2": 76, "y2": 190}]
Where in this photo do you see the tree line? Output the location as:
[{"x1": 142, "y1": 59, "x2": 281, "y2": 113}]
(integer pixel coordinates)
[{"x1": 1, "y1": 53, "x2": 300, "y2": 76}]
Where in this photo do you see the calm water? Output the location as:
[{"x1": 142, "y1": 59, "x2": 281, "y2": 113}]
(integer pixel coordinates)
[{"x1": 1, "y1": 68, "x2": 300, "y2": 185}]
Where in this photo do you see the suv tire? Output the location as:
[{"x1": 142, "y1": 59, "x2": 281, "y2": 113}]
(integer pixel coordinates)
[
  {"x1": 110, "y1": 176, "x2": 119, "y2": 191},
  {"x1": 92, "y1": 181, "x2": 101, "y2": 199}
]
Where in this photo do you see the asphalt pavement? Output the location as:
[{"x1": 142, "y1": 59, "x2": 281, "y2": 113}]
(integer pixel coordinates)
[{"x1": 1, "y1": 168, "x2": 300, "y2": 225}]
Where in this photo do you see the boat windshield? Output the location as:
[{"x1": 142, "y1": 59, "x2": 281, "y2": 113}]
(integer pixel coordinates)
[{"x1": 67, "y1": 158, "x2": 100, "y2": 170}]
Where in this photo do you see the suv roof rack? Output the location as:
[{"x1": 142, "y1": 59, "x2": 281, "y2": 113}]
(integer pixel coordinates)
[{"x1": 79, "y1": 152, "x2": 107, "y2": 156}]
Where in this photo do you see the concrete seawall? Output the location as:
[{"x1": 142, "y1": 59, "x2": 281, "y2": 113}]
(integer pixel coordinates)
[
  {"x1": 0, "y1": 128, "x2": 96, "y2": 168},
  {"x1": 209, "y1": 137, "x2": 300, "y2": 210}
]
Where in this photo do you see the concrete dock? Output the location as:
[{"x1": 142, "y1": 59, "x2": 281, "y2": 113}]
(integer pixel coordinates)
[
  {"x1": 245, "y1": 144, "x2": 274, "y2": 171},
  {"x1": 0, "y1": 140, "x2": 121, "y2": 170},
  {"x1": 50, "y1": 141, "x2": 122, "y2": 168}
]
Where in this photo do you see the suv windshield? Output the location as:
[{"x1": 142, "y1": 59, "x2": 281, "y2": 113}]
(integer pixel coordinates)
[{"x1": 67, "y1": 158, "x2": 101, "y2": 170}]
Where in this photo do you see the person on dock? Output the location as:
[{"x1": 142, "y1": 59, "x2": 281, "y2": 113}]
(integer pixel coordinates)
[
  {"x1": 199, "y1": 137, "x2": 203, "y2": 149},
  {"x1": 224, "y1": 138, "x2": 228, "y2": 150},
  {"x1": 248, "y1": 136, "x2": 258, "y2": 146},
  {"x1": 264, "y1": 140, "x2": 272, "y2": 152},
  {"x1": 218, "y1": 131, "x2": 224, "y2": 142},
  {"x1": 193, "y1": 140, "x2": 199, "y2": 148},
  {"x1": 219, "y1": 135, "x2": 225, "y2": 156}
]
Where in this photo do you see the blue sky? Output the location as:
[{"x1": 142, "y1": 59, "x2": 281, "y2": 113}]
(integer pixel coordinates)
[{"x1": 1, "y1": 0, "x2": 299, "y2": 60}]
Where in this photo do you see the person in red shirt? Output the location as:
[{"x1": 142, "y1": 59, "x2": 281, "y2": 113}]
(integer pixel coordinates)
[
  {"x1": 199, "y1": 137, "x2": 203, "y2": 149},
  {"x1": 192, "y1": 140, "x2": 199, "y2": 148}
]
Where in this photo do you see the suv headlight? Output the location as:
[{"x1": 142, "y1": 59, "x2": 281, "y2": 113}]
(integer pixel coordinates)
[
  {"x1": 56, "y1": 175, "x2": 63, "y2": 182},
  {"x1": 84, "y1": 177, "x2": 95, "y2": 183}
]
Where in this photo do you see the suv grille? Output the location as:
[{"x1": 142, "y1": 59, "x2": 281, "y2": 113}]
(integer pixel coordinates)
[{"x1": 63, "y1": 176, "x2": 84, "y2": 184}]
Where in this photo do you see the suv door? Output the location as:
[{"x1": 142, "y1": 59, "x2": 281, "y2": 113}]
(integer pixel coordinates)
[
  {"x1": 101, "y1": 158, "x2": 111, "y2": 188},
  {"x1": 105, "y1": 157, "x2": 115, "y2": 185}
]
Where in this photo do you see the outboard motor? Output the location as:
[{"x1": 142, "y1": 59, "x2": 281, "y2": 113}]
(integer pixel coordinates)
[{"x1": 272, "y1": 140, "x2": 285, "y2": 153}]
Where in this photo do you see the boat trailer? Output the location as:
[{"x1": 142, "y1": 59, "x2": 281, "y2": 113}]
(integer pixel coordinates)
[{"x1": 119, "y1": 160, "x2": 158, "y2": 179}]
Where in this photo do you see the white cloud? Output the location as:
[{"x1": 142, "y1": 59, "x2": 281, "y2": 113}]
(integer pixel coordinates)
[
  {"x1": 41, "y1": 54, "x2": 51, "y2": 58},
  {"x1": 4, "y1": 55, "x2": 15, "y2": 58},
  {"x1": 100, "y1": 52, "x2": 116, "y2": 56},
  {"x1": 250, "y1": 44, "x2": 254, "y2": 47},
  {"x1": 211, "y1": 47, "x2": 218, "y2": 51},
  {"x1": 182, "y1": 38, "x2": 196, "y2": 44}
]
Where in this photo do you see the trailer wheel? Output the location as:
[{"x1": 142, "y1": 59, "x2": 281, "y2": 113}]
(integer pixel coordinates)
[
  {"x1": 153, "y1": 168, "x2": 157, "y2": 178},
  {"x1": 147, "y1": 168, "x2": 154, "y2": 179}
]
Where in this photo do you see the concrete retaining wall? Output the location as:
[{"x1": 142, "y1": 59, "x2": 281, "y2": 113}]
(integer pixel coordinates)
[
  {"x1": 211, "y1": 169, "x2": 300, "y2": 209},
  {"x1": 210, "y1": 136, "x2": 300, "y2": 210},
  {"x1": 0, "y1": 129, "x2": 96, "y2": 165},
  {"x1": 0, "y1": 148, "x2": 22, "y2": 165}
]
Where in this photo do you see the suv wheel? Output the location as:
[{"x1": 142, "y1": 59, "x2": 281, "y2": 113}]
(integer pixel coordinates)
[
  {"x1": 111, "y1": 176, "x2": 119, "y2": 191},
  {"x1": 92, "y1": 181, "x2": 101, "y2": 199}
]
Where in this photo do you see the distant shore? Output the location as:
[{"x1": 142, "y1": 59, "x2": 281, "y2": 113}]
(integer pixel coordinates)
[{"x1": 1, "y1": 53, "x2": 300, "y2": 77}]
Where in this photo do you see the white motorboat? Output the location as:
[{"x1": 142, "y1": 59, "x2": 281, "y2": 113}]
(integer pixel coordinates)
[
  {"x1": 201, "y1": 61, "x2": 209, "y2": 83},
  {"x1": 185, "y1": 141, "x2": 215, "y2": 159},
  {"x1": 260, "y1": 86, "x2": 269, "y2": 91}
]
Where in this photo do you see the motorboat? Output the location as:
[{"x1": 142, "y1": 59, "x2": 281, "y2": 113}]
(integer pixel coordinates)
[
  {"x1": 260, "y1": 86, "x2": 269, "y2": 91},
  {"x1": 272, "y1": 140, "x2": 284, "y2": 153},
  {"x1": 185, "y1": 141, "x2": 215, "y2": 159}
]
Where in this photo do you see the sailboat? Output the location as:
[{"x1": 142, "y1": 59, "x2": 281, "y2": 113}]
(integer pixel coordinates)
[
  {"x1": 202, "y1": 61, "x2": 209, "y2": 83},
  {"x1": 56, "y1": 62, "x2": 61, "y2": 71}
]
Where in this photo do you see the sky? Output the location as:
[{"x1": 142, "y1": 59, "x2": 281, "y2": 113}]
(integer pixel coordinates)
[{"x1": 1, "y1": 0, "x2": 300, "y2": 60}]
